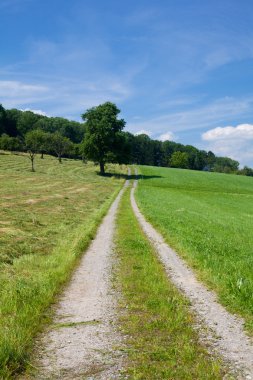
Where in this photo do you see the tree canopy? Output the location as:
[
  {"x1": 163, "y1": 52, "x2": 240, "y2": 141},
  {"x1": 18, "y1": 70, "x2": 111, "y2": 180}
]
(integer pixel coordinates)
[
  {"x1": 81, "y1": 102, "x2": 126, "y2": 174},
  {"x1": 50, "y1": 132, "x2": 73, "y2": 163}
]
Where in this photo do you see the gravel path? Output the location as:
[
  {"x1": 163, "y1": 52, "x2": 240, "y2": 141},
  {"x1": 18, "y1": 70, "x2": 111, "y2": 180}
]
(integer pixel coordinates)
[
  {"x1": 131, "y1": 173, "x2": 253, "y2": 379},
  {"x1": 31, "y1": 179, "x2": 129, "y2": 380}
]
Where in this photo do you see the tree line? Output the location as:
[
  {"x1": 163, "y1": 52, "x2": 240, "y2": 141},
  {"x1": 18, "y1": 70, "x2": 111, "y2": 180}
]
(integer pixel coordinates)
[{"x1": 0, "y1": 102, "x2": 252, "y2": 176}]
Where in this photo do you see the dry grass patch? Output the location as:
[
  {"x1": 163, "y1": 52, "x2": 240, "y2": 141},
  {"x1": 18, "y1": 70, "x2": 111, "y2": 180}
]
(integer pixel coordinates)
[{"x1": 0, "y1": 152, "x2": 126, "y2": 378}]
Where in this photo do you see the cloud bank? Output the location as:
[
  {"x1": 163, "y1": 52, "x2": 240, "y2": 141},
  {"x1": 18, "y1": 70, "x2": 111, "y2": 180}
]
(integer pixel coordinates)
[
  {"x1": 202, "y1": 124, "x2": 253, "y2": 167},
  {"x1": 20, "y1": 108, "x2": 48, "y2": 116},
  {"x1": 202, "y1": 124, "x2": 253, "y2": 141}
]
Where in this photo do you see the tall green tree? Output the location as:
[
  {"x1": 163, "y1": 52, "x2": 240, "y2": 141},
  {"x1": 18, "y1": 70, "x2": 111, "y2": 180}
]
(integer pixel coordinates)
[
  {"x1": 5, "y1": 109, "x2": 21, "y2": 136},
  {"x1": 133, "y1": 134, "x2": 154, "y2": 165},
  {"x1": 0, "y1": 104, "x2": 7, "y2": 135},
  {"x1": 17, "y1": 111, "x2": 40, "y2": 136},
  {"x1": 81, "y1": 102, "x2": 126, "y2": 174}
]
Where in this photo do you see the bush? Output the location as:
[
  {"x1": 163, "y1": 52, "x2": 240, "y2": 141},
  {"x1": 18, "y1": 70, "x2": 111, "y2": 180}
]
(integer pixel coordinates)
[{"x1": 0, "y1": 134, "x2": 24, "y2": 151}]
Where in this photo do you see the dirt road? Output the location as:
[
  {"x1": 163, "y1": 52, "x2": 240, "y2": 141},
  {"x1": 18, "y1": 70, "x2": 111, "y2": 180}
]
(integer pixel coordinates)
[
  {"x1": 31, "y1": 180, "x2": 129, "y2": 379},
  {"x1": 25, "y1": 171, "x2": 253, "y2": 379},
  {"x1": 131, "y1": 173, "x2": 253, "y2": 379}
]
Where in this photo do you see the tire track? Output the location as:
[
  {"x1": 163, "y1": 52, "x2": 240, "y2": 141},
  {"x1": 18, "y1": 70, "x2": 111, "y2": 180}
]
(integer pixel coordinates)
[
  {"x1": 131, "y1": 170, "x2": 253, "y2": 379},
  {"x1": 29, "y1": 177, "x2": 130, "y2": 379}
]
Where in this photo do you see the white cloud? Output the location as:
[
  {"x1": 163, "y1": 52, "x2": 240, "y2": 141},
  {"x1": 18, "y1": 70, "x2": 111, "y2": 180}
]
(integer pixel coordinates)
[
  {"x1": 202, "y1": 124, "x2": 253, "y2": 167},
  {"x1": 134, "y1": 130, "x2": 152, "y2": 136},
  {"x1": 20, "y1": 108, "x2": 49, "y2": 116},
  {"x1": 157, "y1": 132, "x2": 176, "y2": 141},
  {"x1": 202, "y1": 124, "x2": 253, "y2": 141}
]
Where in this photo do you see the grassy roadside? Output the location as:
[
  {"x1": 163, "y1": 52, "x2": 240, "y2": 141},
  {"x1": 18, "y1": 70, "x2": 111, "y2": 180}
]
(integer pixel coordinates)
[
  {"x1": 135, "y1": 166, "x2": 253, "y2": 334},
  {"x1": 115, "y1": 187, "x2": 226, "y2": 379},
  {"x1": 0, "y1": 152, "x2": 125, "y2": 379},
  {"x1": 1, "y1": 192, "x2": 119, "y2": 379}
]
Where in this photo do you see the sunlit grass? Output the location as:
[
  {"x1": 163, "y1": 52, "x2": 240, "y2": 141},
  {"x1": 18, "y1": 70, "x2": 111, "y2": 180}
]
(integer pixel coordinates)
[
  {"x1": 136, "y1": 166, "x2": 253, "y2": 334},
  {"x1": 115, "y1": 188, "x2": 225, "y2": 379},
  {"x1": 0, "y1": 151, "x2": 125, "y2": 378}
]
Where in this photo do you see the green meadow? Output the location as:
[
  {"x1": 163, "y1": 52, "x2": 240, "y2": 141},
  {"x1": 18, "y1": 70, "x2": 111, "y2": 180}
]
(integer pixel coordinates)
[
  {"x1": 136, "y1": 166, "x2": 253, "y2": 334},
  {"x1": 1, "y1": 152, "x2": 252, "y2": 378},
  {"x1": 0, "y1": 151, "x2": 125, "y2": 378}
]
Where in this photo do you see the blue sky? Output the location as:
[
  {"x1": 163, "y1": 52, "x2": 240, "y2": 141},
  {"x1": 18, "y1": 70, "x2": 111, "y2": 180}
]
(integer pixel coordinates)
[{"x1": 1, "y1": 0, "x2": 253, "y2": 166}]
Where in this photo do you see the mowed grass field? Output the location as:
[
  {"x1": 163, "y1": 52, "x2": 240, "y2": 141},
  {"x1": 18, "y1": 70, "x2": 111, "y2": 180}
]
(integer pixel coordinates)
[
  {"x1": 0, "y1": 151, "x2": 125, "y2": 378},
  {"x1": 136, "y1": 166, "x2": 253, "y2": 334}
]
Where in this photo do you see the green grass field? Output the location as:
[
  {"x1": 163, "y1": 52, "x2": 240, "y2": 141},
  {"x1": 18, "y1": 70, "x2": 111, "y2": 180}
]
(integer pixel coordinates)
[
  {"x1": 136, "y1": 166, "x2": 253, "y2": 334},
  {"x1": 0, "y1": 151, "x2": 125, "y2": 378},
  {"x1": 1, "y1": 153, "x2": 252, "y2": 378},
  {"x1": 115, "y1": 187, "x2": 225, "y2": 379}
]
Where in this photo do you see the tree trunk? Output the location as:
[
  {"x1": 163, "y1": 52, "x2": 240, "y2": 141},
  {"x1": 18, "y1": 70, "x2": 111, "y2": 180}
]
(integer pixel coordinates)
[
  {"x1": 58, "y1": 154, "x2": 62, "y2": 163},
  {"x1": 31, "y1": 157, "x2": 35, "y2": 172},
  {"x1": 99, "y1": 161, "x2": 105, "y2": 174},
  {"x1": 41, "y1": 152, "x2": 44, "y2": 159}
]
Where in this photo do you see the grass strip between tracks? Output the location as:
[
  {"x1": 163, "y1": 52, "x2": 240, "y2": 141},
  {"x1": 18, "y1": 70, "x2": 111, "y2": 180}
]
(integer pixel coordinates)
[{"x1": 115, "y1": 187, "x2": 227, "y2": 379}]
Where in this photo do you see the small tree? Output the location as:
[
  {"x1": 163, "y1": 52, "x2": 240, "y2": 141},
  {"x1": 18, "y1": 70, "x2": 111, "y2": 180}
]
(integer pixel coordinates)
[
  {"x1": 29, "y1": 129, "x2": 50, "y2": 158},
  {"x1": 0, "y1": 134, "x2": 23, "y2": 151},
  {"x1": 169, "y1": 151, "x2": 189, "y2": 169},
  {"x1": 25, "y1": 130, "x2": 43, "y2": 171},
  {"x1": 238, "y1": 166, "x2": 253, "y2": 176},
  {"x1": 213, "y1": 157, "x2": 239, "y2": 173},
  {"x1": 81, "y1": 102, "x2": 126, "y2": 174},
  {"x1": 50, "y1": 132, "x2": 72, "y2": 163}
]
